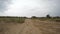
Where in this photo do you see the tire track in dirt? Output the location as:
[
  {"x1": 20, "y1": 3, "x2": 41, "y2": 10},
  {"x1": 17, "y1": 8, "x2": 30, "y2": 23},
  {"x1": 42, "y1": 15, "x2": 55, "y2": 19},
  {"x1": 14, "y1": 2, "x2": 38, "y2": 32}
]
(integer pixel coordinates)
[{"x1": 19, "y1": 19, "x2": 42, "y2": 34}]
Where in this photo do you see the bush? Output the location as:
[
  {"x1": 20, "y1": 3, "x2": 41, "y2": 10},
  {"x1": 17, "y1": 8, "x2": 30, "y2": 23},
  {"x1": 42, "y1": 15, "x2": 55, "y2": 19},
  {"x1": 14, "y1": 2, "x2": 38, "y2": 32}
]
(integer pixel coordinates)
[
  {"x1": 46, "y1": 14, "x2": 51, "y2": 18},
  {"x1": 31, "y1": 16, "x2": 37, "y2": 19}
]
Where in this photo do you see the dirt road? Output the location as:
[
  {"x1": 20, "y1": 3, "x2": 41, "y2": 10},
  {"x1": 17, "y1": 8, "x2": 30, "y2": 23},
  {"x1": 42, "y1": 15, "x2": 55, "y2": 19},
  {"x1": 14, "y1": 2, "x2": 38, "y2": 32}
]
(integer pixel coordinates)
[
  {"x1": 0, "y1": 19, "x2": 60, "y2": 34},
  {"x1": 19, "y1": 19, "x2": 42, "y2": 34},
  {"x1": 0, "y1": 19, "x2": 42, "y2": 34}
]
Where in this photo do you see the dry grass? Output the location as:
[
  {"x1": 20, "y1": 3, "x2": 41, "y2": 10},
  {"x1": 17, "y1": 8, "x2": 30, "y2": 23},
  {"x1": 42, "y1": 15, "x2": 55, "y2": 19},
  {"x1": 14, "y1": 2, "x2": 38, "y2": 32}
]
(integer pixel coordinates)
[
  {"x1": 0, "y1": 17, "x2": 26, "y2": 34},
  {"x1": 0, "y1": 17, "x2": 25, "y2": 23},
  {"x1": 32, "y1": 19, "x2": 60, "y2": 34},
  {"x1": 0, "y1": 17, "x2": 60, "y2": 34}
]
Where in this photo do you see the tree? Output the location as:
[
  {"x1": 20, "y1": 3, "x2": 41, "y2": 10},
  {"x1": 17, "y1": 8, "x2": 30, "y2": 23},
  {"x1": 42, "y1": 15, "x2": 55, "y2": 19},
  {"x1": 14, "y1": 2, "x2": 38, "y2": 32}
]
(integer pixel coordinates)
[
  {"x1": 31, "y1": 16, "x2": 37, "y2": 19},
  {"x1": 46, "y1": 14, "x2": 51, "y2": 18}
]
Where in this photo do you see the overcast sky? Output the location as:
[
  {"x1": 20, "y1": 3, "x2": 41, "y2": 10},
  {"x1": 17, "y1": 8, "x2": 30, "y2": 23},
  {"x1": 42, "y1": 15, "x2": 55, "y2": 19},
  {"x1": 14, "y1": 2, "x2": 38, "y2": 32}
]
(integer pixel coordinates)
[{"x1": 0, "y1": 0, "x2": 60, "y2": 17}]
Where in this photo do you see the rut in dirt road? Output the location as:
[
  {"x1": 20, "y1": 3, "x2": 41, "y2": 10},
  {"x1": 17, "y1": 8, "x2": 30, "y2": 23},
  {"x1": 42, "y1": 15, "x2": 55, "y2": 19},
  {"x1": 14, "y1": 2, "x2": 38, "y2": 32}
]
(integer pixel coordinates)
[{"x1": 19, "y1": 19, "x2": 42, "y2": 34}]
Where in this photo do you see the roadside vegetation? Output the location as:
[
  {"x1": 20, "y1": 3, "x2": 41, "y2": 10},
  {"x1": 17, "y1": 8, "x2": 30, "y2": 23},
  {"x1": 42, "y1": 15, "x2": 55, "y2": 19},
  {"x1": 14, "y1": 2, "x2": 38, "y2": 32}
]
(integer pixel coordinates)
[
  {"x1": 0, "y1": 16, "x2": 26, "y2": 23},
  {"x1": 31, "y1": 14, "x2": 60, "y2": 34},
  {"x1": 31, "y1": 14, "x2": 60, "y2": 22}
]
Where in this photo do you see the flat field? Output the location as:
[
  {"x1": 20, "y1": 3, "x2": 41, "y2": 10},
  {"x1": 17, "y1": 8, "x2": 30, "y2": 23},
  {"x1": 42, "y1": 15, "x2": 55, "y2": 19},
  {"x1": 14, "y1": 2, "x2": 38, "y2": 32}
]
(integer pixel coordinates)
[{"x1": 0, "y1": 17, "x2": 60, "y2": 34}]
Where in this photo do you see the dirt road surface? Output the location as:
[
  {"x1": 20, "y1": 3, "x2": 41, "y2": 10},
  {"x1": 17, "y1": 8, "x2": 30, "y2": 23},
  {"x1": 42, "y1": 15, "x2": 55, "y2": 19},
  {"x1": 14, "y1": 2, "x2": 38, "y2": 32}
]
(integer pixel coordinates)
[
  {"x1": 0, "y1": 19, "x2": 59, "y2": 34},
  {"x1": 0, "y1": 19, "x2": 42, "y2": 34},
  {"x1": 19, "y1": 19, "x2": 42, "y2": 34}
]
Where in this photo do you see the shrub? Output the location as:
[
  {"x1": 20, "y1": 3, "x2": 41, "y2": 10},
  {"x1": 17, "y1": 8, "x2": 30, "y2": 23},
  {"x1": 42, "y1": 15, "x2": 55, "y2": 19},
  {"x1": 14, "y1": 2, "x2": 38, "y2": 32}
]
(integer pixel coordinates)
[
  {"x1": 31, "y1": 16, "x2": 37, "y2": 19},
  {"x1": 46, "y1": 14, "x2": 51, "y2": 18}
]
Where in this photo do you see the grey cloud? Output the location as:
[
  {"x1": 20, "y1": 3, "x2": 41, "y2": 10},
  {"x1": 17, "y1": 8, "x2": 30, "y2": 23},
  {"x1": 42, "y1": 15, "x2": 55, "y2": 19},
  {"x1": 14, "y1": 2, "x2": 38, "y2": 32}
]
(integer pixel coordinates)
[
  {"x1": 20, "y1": 0, "x2": 60, "y2": 17},
  {"x1": 0, "y1": 0, "x2": 11, "y2": 12},
  {"x1": 28, "y1": 0, "x2": 60, "y2": 17},
  {"x1": 48, "y1": 0, "x2": 60, "y2": 16},
  {"x1": 27, "y1": 0, "x2": 60, "y2": 17},
  {"x1": 0, "y1": 0, "x2": 59, "y2": 17},
  {"x1": 40, "y1": 0, "x2": 60, "y2": 16}
]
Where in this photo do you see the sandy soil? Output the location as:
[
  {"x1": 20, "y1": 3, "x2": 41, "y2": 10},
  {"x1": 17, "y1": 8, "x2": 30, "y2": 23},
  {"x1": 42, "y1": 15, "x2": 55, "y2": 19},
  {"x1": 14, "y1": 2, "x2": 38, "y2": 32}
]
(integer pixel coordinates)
[
  {"x1": 32, "y1": 19, "x2": 60, "y2": 34},
  {"x1": 0, "y1": 19, "x2": 60, "y2": 34},
  {"x1": 0, "y1": 19, "x2": 42, "y2": 34},
  {"x1": 19, "y1": 19, "x2": 42, "y2": 34}
]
